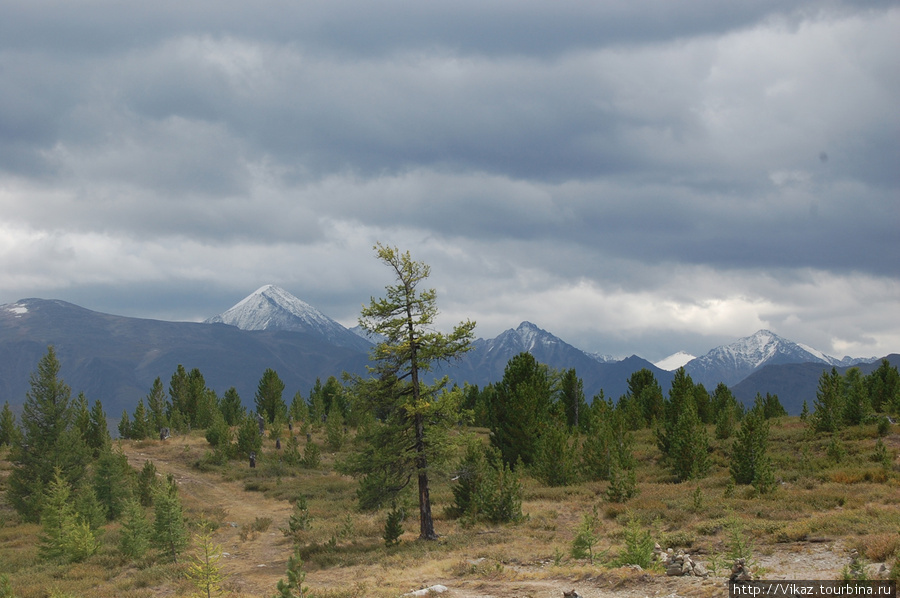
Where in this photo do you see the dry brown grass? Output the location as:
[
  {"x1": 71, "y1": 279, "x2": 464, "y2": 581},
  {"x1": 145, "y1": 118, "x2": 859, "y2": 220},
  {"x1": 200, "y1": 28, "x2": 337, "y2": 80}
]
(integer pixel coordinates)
[{"x1": 1, "y1": 421, "x2": 899, "y2": 597}]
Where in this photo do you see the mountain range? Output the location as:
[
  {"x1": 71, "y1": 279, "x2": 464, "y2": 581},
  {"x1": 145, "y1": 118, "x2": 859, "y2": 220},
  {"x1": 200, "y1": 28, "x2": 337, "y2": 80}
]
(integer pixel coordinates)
[{"x1": 0, "y1": 285, "x2": 890, "y2": 417}]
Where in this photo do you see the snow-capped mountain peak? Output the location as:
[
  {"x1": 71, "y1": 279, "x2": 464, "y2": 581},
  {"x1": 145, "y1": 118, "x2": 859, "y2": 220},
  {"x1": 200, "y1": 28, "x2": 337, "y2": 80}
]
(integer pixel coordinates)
[
  {"x1": 684, "y1": 329, "x2": 832, "y2": 387},
  {"x1": 654, "y1": 351, "x2": 696, "y2": 371},
  {"x1": 205, "y1": 285, "x2": 371, "y2": 351}
]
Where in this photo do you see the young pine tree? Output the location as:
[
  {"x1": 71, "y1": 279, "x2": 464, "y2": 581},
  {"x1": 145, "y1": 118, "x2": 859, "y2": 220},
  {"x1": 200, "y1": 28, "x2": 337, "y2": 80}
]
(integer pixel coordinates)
[
  {"x1": 8, "y1": 347, "x2": 90, "y2": 522},
  {"x1": 383, "y1": 501, "x2": 404, "y2": 547},
  {"x1": 274, "y1": 547, "x2": 309, "y2": 598},
  {"x1": 571, "y1": 509, "x2": 603, "y2": 564},
  {"x1": 0, "y1": 401, "x2": 21, "y2": 447},
  {"x1": 153, "y1": 475, "x2": 189, "y2": 562},
  {"x1": 39, "y1": 467, "x2": 99, "y2": 563},
  {"x1": 730, "y1": 405, "x2": 776, "y2": 494},
  {"x1": 185, "y1": 524, "x2": 226, "y2": 598},
  {"x1": 532, "y1": 421, "x2": 579, "y2": 487},
  {"x1": 119, "y1": 498, "x2": 152, "y2": 560}
]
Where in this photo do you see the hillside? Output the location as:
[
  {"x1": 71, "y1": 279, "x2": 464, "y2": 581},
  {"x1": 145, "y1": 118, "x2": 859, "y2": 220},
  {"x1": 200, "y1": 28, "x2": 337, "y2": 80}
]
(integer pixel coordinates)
[{"x1": 0, "y1": 298, "x2": 369, "y2": 417}]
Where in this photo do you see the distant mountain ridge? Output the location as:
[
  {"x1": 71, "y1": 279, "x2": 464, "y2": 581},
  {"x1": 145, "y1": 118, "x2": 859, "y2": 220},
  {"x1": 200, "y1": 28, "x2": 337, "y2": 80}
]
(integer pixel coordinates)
[
  {"x1": 683, "y1": 329, "x2": 874, "y2": 389},
  {"x1": 0, "y1": 289, "x2": 884, "y2": 418}
]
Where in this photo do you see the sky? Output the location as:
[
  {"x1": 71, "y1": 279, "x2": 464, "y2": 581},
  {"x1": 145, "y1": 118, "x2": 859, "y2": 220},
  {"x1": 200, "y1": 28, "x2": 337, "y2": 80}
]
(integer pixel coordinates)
[{"x1": 1, "y1": 0, "x2": 898, "y2": 362}]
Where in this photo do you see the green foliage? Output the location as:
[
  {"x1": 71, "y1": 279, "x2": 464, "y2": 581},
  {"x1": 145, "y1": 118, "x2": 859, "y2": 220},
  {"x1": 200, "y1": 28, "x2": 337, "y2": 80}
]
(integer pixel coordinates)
[
  {"x1": 153, "y1": 474, "x2": 189, "y2": 562},
  {"x1": 130, "y1": 399, "x2": 151, "y2": 440},
  {"x1": 39, "y1": 468, "x2": 100, "y2": 563},
  {"x1": 532, "y1": 422, "x2": 579, "y2": 487},
  {"x1": 236, "y1": 414, "x2": 263, "y2": 459},
  {"x1": 827, "y1": 436, "x2": 846, "y2": 463},
  {"x1": 656, "y1": 369, "x2": 710, "y2": 482},
  {"x1": 74, "y1": 477, "x2": 106, "y2": 531},
  {"x1": 119, "y1": 499, "x2": 152, "y2": 559},
  {"x1": 724, "y1": 517, "x2": 756, "y2": 567},
  {"x1": 0, "y1": 574, "x2": 13, "y2": 598},
  {"x1": 168, "y1": 366, "x2": 215, "y2": 430},
  {"x1": 730, "y1": 405, "x2": 775, "y2": 493},
  {"x1": 85, "y1": 399, "x2": 111, "y2": 457},
  {"x1": 301, "y1": 440, "x2": 321, "y2": 469},
  {"x1": 383, "y1": 502, "x2": 404, "y2": 547},
  {"x1": 288, "y1": 496, "x2": 312, "y2": 535},
  {"x1": 614, "y1": 517, "x2": 656, "y2": 568},
  {"x1": 758, "y1": 392, "x2": 787, "y2": 419},
  {"x1": 205, "y1": 409, "x2": 232, "y2": 449},
  {"x1": 186, "y1": 524, "x2": 226, "y2": 598},
  {"x1": 584, "y1": 405, "x2": 637, "y2": 502},
  {"x1": 308, "y1": 379, "x2": 326, "y2": 426},
  {"x1": 446, "y1": 438, "x2": 523, "y2": 524},
  {"x1": 0, "y1": 401, "x2": 21, "y2": 447},
  {"x1": 664, "y1": 400, "x2": 710, "y2": 482},
  {"x1": 867, "y1": 359, "x2": 900, "y2": 413},
  {"x1": 118, "y1": 409, "x2": 132, "y2": 440},
  {"x1": 813, "y1": 368, "x2": 846, "y2": 433},
  {"x1": 145, "y1": 377, "x2": 170, "y2": 433},
  {"x1": 606, "y1": 458, "x2": 638, "y2": 503},
  {"x1": 842, "y1": 368, "x2": 871, "y2": 426},
  {"x1": 872, "y1": 438, "x2": 892, "y2": 469},
  {"x1": 582, "y1": 398, "x2": 615, "y2": 480},
  {"x1": 219, "y1": 387, "x2": 246, "y2": 427},
  {"x1": 8, "y1": 347, "x2": 90, "y2": 522},
  {"x1": 712, "y1": 383, "x2": 742, "y2": 440},
  {"x1": 94, "y1": 446, "x2": 134, "y2": 521},
  {"x1": 324, "y1": 405, "x2": 346, "y2": 451},
  {"x1": 256, "y1": 368, "x2": 287, "y2": 424},
  {"x1": 624, "y1": 368, "x2": 664, "y2": 429},
  {"x1": 273, "y1": 547, "x2": 309, "y2": 598},
  {"x1": 288, "y1": 391, "x2": 309, "y2": 425},
  {"x1": 571, "y1": 509, "x2": 604, "y2": 564},
  {"x1": 558, "y1": 368, "x2": 589, "y2": 431},
  {"x1": 343, "y1": 243, "x2": 475, "y2": 541},
  {"x1": 488, "y1": 352, "x2": 553, "y2": 468},
  {"x1": 283, "y1": 433, "x2": 302, "y2": 466},
  {"x1": 137, "y1": 460, "x2": 160, "y2": 507}
]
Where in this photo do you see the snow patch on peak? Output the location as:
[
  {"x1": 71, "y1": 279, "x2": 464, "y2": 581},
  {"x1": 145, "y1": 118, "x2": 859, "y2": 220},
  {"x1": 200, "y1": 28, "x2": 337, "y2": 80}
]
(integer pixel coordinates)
[
  {"x1": 7, "y1": 303, "x2": 28, "y2": 316},
  {"x1": 515, "y1": 321, "x2": 556, "y2": 351},
  {"x1": 655, "y1": 351, "x2": 696, "y2": 371}
]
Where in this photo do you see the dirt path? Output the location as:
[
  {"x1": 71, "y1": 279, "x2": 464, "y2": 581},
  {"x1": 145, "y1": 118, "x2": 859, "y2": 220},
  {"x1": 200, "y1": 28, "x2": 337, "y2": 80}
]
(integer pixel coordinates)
[{"x1": 124, "y1": 438, "x2": 295, "y2": 596}]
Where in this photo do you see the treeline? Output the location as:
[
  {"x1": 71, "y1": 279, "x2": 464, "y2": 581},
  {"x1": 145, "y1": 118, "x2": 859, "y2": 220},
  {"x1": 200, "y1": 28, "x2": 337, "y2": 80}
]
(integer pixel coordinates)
[
  {"x1": 806, "y1": 360, "x2": 900, "y2": 432},
  {"x1": 0, "y1": 347, "x2": 188, "y2": 565},
  {"x1": 3, "y1": 347, "x2": 898, "y2": 562}
]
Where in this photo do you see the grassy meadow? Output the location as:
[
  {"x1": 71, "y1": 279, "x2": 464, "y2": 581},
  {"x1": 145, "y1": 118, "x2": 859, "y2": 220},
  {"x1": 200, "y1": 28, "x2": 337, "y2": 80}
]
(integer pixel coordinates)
[{"x1": 1, "y1": 416, "x2": 899, "y2": 597}]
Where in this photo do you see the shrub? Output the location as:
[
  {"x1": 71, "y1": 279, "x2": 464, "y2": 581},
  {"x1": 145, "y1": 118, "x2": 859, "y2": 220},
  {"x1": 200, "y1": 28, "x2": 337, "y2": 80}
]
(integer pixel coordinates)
[
  {"x1": 383, "y1": 502, "x2": 404, "y2": 547},
  {"x1": 571, "y1": 509, "x2": 604, "y2": 564},
  {"x1": 446, "y1": 439, "x2": 523, "y2": 524},
  {"x1": 614, "y1": 517, "x2": 656, "y2": 569}
]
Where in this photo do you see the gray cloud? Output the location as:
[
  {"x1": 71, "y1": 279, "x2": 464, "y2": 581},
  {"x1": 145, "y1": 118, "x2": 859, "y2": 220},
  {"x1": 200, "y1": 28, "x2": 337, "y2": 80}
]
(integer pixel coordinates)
[{"x1": 0, "y1": 0, "x2": 898, "y2": 362}]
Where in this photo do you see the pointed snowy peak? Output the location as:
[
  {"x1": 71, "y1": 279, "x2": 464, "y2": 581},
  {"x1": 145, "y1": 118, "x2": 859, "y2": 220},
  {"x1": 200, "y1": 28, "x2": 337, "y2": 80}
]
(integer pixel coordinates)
[
  {"x1": 684, "y1": 329, "x2": 832, "y2": 387},
  {"x1": 205, "y1": 285, "x2": 372, "y2": 351},
  {"x1": 655, "y1": 351, "x2": 696, "y2": 371}
]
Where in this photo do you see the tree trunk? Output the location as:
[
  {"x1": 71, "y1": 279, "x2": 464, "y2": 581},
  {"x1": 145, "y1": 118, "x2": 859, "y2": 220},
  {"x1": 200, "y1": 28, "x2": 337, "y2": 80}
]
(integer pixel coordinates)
[{"x1": 415, "y1": 413, "x2": 438, "y2": 540}]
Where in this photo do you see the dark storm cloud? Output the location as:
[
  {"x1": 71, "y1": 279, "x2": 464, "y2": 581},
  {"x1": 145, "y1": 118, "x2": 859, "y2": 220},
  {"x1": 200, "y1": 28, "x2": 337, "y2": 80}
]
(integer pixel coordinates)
[{"x1": 0, "y1": 0, "x2": 898, "y2": 360}]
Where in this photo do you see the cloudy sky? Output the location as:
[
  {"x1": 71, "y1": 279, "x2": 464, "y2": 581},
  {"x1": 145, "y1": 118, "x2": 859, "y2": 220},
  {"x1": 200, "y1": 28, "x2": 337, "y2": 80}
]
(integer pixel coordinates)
[{"x1": 1, "y1": 0, "x2": 898, "y2": 362}]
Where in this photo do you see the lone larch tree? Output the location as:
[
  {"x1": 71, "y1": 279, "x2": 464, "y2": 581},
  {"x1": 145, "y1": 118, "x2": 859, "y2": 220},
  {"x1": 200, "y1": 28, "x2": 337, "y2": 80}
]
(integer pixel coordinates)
[{"x1": 345, "y1": 243, "x2": 475, "y2": 540}]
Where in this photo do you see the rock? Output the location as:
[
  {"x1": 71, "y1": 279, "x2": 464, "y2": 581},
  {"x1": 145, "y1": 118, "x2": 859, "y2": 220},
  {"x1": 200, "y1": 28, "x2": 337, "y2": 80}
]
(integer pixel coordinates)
[
  {"x1": 693, "y1": 562, "x2": 709, "y2": 578},
  {"x1": 403, "y1": 585, "x2": 449, "y2": 597},
  {"x1": 667, "y1": 564, "x2": 684, "y2": 576},
  {"x1": 730, "y1": 558, "x2": 753, "y2": 582}
]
